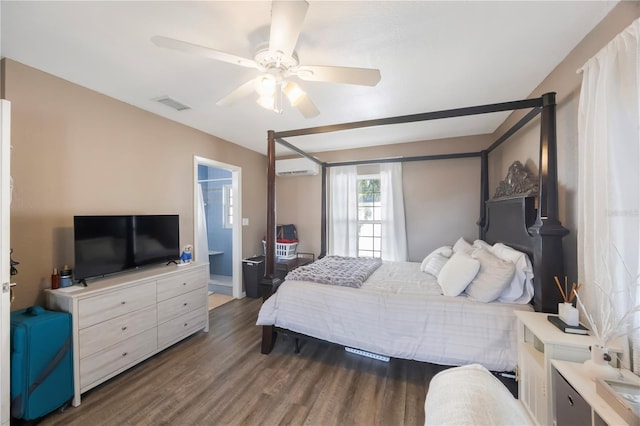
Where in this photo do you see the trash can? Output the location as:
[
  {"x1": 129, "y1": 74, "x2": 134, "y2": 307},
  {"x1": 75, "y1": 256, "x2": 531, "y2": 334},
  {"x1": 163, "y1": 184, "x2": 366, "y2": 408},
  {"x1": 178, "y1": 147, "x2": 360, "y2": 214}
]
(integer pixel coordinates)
[{"x1": 242, "y1": 256, "x2": 265, "y2": 298}]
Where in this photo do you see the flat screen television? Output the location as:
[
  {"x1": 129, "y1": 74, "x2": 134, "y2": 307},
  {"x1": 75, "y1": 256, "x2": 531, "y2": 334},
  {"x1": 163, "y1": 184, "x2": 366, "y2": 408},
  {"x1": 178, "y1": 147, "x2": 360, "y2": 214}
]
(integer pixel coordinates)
[{"x1": 73, "y1": 214, "x2": 180, "y2": 282}]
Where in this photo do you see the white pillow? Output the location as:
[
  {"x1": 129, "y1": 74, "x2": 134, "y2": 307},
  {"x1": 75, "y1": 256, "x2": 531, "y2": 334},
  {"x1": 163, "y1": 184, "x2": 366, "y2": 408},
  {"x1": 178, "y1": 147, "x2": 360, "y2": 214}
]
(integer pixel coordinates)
[
  {"x1": 452, "y1": 237, "x2": 473, "y2": 254},
  {"x1": 437, "y1": 251, "x2": 480, "y2": 296},
  {"x1": 491, "y1": 243, "x2": 534, "y2": 304},
  {"x1": 420, "y1": 246, "x2": 453, "y2": 272},
  {"x1": 424, "y1": 253, "x2": 449, "y2": 277},
  {"x1": 473, "y1": 239, "x2": 492, "y2": 251},
  {"x1": 465, "y1": 247, "x2": 516, "y2": 302}
]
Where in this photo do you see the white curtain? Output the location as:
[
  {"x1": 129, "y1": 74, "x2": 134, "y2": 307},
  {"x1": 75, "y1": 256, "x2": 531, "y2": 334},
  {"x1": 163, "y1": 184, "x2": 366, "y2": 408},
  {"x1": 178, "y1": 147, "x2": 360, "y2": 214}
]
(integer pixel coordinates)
[
  {"x1": 328, "y1": 165, "x2": 358, "y2": 257},
  {"x1": 578, "y1": 18, "x2": 640, "y2": 373},
  {"x1": 380, "y1": 162, "x2": 408, "y2": 261},
  {"x1": 195, "y1": 183, "x2": 210, "y2": 265}
]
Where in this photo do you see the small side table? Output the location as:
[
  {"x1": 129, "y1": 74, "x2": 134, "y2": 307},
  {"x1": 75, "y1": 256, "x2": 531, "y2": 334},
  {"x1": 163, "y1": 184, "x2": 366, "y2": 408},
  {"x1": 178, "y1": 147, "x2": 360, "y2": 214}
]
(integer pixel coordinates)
[
  {"x1": 259, "y1": 276, "x2": 282, "y2": 301},
  {"x1": 275, "y1": 252, "x2": 314, "y2": 279},
  {"x1": 514, "y1": 311, "x2": 625, "y2": 426},
  {"x1": 261, "y1": 253, "x2": 315, "y2": 300}
]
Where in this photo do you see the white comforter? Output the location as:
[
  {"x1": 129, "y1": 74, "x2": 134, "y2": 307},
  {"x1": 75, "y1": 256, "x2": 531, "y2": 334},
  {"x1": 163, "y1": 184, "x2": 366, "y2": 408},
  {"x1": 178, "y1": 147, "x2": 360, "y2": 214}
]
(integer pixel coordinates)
[{"x1": 257, "y1": 261, "x2": 533, "y2": 371}]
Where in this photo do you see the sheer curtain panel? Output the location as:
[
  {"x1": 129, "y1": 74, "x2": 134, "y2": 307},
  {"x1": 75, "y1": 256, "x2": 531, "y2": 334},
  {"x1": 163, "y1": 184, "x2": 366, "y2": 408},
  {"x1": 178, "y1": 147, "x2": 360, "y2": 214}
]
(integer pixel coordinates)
[
  {"x1": 380, "y1": 163, "x2": 408, "y2": 261},
  {"x1": 328, "y1": 165, "x2": 358, "y2": 257},
  {"x1": 578, "y1": 18, "x2": 640, "y2": 373}
]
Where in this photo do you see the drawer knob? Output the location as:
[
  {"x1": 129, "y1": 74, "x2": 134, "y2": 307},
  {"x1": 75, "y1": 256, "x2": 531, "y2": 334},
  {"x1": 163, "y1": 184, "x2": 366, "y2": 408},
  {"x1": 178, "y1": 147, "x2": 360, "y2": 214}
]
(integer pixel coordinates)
[
  {"x1": 121, "y1": 301, "x2": 126, "y2": 305},
  {"x1": 121, "y1": 326, "x2": 127, "y2": 331},
  {"x1": 183, "y1": 303, "x2": 188, "y2": 306},
  {"x1": 184, "y1": 323, "x2": 188, "y2": 327},
  {"x1": 182, "y1": 282, "x2": 187, "y2": 286},
  {"x1": 567, "y1": 395, "x2": 574, "y2": 406},
  {"x1": 122, "y1": 352, "x2": 128, "y2": 357}
]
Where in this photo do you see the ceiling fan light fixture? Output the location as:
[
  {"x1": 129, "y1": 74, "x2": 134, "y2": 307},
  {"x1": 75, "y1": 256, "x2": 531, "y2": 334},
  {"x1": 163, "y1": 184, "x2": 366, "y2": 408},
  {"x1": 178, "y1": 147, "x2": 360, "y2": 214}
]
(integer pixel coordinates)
[
  {"x1": 284, "y1": 82, "x2": 305, "y2": 106},
  {"x1": 257, "y1": 78, "x2": 284, "y2": 114},
  {"x1": 255, "y1": 74, "x2": 277, "y2": 96}
]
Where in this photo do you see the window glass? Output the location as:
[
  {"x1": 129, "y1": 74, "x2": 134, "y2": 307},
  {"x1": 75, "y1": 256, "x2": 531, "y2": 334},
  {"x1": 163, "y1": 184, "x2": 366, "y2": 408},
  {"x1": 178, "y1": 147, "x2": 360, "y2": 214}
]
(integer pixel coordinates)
[
  {"x1": 223, "y1": 184, "x2": 233, "y2": 229},
  {"x1": 357, "y1": 177, "x2": 381, "y2": 258}
]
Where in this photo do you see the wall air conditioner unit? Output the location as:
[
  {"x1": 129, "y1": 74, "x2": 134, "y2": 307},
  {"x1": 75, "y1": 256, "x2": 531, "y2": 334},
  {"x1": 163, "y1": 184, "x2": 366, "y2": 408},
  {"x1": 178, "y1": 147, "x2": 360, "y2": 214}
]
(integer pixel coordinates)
[{"x1": 275, "y1": 158, "x2": 319, "y2": 176}]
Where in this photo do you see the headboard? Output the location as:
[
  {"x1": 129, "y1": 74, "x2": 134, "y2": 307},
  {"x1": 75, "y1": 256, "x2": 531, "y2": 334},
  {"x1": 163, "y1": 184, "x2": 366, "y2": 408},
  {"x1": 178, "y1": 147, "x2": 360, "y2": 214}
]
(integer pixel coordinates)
[{"x1": 482, "y1": 196, "x2": 567, "y2": 312}]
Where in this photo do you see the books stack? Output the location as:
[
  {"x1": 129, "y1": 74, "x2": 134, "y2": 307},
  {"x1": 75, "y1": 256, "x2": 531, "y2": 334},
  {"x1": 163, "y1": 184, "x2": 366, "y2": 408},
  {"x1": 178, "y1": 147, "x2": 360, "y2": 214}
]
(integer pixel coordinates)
[{"x1": 547, "y1": 315, "x2": 589, "y2": 335}]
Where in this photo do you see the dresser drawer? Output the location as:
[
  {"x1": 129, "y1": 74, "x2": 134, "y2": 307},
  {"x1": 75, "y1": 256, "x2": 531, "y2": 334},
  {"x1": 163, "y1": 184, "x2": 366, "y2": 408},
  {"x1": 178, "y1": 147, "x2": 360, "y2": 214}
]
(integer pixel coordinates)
[
  {"x1": 78, "y1": 281, "x2": 156, "y2": 329},
  {"x1": 79, "y1": 327, "x2": 157, "y2": 391},
  {"x1": 158, "y1": 308, "x2": 206, "y2": 348},
  {"x1": 157, "y1": 289, "x2": 205, "y2": 324},
  {"x1": 157, "y1": 270, "x2": 206, "y2": 301},
  {"x1": 79, "y1": 305, "x2": 157, "y2": 359}
]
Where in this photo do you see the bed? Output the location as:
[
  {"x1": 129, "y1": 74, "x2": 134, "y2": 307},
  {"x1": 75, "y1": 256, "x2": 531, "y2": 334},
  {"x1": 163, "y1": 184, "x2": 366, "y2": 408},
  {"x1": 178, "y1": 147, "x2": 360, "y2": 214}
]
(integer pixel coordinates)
[{"x1": 257, "y1": 92, "x2": 570, "y2": 370}]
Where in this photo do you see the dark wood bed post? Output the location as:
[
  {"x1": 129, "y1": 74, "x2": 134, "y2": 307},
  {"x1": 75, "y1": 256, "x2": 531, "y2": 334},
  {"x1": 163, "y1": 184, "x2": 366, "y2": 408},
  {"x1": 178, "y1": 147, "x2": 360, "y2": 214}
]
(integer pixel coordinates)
[
  {"x1": 478, "y1": 150, "x2": 489, "y2": 237},
  {"x1": 529, "y1": 92, "x2": 569, "y2": 313},
  {"x1": 261, "y1": 130, "x2": 278, "y2": 354},
  {"x1": 320, "y1": 165, "x2": 327, "y2": 258},
  {"x1": 265, "y1": 130, "x2": 276, "y2": 278}
]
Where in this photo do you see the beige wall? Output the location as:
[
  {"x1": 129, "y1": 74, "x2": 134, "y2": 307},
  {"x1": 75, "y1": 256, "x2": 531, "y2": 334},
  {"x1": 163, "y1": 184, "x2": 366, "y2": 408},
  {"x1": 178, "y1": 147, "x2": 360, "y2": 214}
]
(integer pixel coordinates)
[
  {"x1": 2, "y1": 59, "x2": 267, "y2": 309},
  {"x1": 276, "y1": 135, "x2": 491, "y2": 261},
  {"x1": 489, "y1": 1, "x2": 640, "y2": 282}
]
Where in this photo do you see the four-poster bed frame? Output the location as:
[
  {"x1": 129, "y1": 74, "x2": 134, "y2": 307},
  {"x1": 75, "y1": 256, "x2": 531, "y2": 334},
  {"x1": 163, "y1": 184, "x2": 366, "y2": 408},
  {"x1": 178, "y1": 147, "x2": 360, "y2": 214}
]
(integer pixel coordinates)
[{"x1": 261, "y1": 91, "x2": 569, "y2": 355}]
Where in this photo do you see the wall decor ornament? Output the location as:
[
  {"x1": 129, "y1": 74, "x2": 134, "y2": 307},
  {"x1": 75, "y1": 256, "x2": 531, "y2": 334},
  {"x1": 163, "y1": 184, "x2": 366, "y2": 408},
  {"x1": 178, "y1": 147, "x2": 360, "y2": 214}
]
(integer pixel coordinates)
[{"x1": 493, "y1": 161, "x2": 539, "y2": 199}]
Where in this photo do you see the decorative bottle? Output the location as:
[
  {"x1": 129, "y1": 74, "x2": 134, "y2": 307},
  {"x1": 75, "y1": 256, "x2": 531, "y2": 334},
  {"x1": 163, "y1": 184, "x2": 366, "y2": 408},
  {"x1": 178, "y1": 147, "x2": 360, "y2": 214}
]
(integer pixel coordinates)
[{"x1": 51, "y1": 267, "x2": 60, "y2": 289}]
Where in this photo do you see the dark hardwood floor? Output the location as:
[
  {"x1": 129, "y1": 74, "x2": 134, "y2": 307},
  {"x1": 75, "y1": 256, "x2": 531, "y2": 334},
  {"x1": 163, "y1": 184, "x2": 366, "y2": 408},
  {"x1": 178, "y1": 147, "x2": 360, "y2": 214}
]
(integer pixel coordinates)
[{"x1": 32, "y1": 297, "x2": 513, "y2": 426}]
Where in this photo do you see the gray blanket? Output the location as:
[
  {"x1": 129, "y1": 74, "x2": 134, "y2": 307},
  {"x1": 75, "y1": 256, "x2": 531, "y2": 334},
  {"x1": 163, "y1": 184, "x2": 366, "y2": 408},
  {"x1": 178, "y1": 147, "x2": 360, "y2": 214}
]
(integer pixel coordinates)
[{"x1": 285, "y1": 256, "x2": 382, "y2": 288}]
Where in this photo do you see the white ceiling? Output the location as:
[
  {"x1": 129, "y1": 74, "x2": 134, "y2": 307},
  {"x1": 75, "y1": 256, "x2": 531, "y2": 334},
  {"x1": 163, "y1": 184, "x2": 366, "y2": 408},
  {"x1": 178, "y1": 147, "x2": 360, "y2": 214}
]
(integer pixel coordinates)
[{"x1": 1, "y1": 1, "x2": 617, "y2": 155}]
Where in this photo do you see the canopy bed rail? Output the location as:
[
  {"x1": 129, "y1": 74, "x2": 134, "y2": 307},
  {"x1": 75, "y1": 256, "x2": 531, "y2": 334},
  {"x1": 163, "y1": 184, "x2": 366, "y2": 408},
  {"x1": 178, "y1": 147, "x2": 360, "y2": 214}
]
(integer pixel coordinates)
[{"x1": 263, "y1": 92, "x2": 568, "y2": 317}]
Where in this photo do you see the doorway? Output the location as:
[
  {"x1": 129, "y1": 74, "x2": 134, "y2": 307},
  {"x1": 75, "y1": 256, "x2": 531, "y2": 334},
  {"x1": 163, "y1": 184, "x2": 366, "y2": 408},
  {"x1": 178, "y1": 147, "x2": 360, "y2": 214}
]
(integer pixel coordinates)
[{"x1": 193, "y1": 157, "x2": 243, "y2": 302}]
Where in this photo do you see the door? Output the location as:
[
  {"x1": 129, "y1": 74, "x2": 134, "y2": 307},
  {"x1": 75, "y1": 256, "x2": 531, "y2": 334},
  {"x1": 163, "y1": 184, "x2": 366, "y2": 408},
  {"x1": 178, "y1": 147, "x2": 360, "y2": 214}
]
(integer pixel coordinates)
[
  {"x1": 1, "y1": 100, "x2": 12, "y2": 425},
  {"x1": 194, "y1": 156, "x2": 243, "y2": 298}
]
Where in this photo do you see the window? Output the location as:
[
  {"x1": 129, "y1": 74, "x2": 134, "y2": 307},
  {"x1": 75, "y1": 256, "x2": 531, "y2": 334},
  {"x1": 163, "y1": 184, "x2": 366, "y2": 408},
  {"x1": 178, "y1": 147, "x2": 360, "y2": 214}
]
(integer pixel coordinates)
[
  {"x1": 357, "y1": 176, "x2": 381, "y2": 257},
  {"x1": 223, "y1": 184, "x2": 233, "y2": 229}
]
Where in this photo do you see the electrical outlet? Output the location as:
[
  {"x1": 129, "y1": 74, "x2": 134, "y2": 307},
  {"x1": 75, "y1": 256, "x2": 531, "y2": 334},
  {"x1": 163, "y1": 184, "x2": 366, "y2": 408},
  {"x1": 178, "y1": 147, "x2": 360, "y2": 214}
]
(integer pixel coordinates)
[{"x1": 242, "y1": 218, "x2": 249, "y2": 226}]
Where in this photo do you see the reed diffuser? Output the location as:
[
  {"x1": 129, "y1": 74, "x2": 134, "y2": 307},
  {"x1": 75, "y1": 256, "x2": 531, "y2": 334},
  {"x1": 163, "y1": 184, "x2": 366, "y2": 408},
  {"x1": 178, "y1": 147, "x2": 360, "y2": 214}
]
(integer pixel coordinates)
[{"x1": 554, "y1": 275, "x2": 581, "y2": 326}]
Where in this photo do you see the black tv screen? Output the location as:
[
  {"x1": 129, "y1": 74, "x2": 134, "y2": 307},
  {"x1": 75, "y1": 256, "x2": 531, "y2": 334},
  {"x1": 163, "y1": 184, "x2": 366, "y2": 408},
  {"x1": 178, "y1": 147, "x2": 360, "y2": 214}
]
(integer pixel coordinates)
[{"x1": 74, "y1": 215, "x2": 180, "y2": 281}]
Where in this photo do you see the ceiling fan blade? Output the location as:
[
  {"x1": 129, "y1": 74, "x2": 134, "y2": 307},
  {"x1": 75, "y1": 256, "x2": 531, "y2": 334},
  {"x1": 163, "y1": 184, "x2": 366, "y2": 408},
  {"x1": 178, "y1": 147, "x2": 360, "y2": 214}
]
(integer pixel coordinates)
[
  {"x1": 296, "y1": 65, "x2": 381, "y2": 86},
  {"x1": 294, "y1": 93, "x2": 319, "y2": 118},
  {"x1": 269, "y1": 0, "x2": 309, "y2": 57},
  {"x1": 216, "y1": 79, "x2": 257, "y2": 106},
  {"x1": 151, "y1": 36, "x2": 257, "y2": 69}
]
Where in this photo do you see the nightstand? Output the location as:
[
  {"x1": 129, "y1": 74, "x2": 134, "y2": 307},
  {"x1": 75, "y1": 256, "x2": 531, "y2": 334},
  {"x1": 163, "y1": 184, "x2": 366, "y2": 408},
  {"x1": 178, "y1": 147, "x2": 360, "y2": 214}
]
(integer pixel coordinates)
[
  {"x1": 261, "y1": 253, "x2": 315, "y2": 299},
  {"x1": 552, "y1": 359, "x2": 640, "y2": 426},
  {"x1": 274, "y1": 252, "x2": 314, "y2": 279},
  {"x1": 514, "y1": 311, "x2": 625, "y2": 426}
]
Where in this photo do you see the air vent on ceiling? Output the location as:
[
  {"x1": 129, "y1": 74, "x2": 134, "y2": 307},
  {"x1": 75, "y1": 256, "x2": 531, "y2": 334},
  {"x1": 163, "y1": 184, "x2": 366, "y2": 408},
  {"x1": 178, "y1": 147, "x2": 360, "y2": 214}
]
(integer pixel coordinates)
[{"x1": 153, "y1": 96, "x2": 191, "y2": 111}]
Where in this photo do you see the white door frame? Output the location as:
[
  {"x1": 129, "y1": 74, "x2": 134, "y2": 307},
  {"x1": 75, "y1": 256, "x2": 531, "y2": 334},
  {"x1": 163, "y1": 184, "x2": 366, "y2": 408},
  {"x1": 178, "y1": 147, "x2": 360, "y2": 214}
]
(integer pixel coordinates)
[
  {"x1": 1, "y1": 100, "x2": 12, "y2": 426},
  {"x1": 193, "y1": 156, "x2": 243, "y2": 299}
]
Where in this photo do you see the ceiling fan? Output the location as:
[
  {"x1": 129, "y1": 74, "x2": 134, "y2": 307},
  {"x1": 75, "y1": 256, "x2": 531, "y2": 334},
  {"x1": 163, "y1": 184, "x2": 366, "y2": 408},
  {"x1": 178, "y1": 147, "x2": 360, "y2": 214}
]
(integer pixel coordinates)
[{"x1": 151, "y1": 0, "x2": 381, "y2": 118}]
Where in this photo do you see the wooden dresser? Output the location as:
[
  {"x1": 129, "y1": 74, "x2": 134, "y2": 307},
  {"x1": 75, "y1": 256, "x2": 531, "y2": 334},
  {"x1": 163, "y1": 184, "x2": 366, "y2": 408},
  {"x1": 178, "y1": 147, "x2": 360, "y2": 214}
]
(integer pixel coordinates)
[{"x1": 45, "y1": 262, "x2": 208, "y2": 406}]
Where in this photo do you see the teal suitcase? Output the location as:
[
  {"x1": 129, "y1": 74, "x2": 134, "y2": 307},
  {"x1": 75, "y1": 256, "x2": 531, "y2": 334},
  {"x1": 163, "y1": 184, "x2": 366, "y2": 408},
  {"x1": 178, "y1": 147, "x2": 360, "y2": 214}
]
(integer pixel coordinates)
[{"x1": 10, "y1": 306, "x2": 73, "y2": 420}]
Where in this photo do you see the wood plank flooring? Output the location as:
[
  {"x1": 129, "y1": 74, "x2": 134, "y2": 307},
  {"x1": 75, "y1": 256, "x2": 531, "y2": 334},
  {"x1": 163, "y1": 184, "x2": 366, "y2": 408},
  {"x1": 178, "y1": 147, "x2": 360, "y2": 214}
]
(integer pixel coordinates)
[{"x1": 34, "y1": 297, "x2": 507, "y2": 425}]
